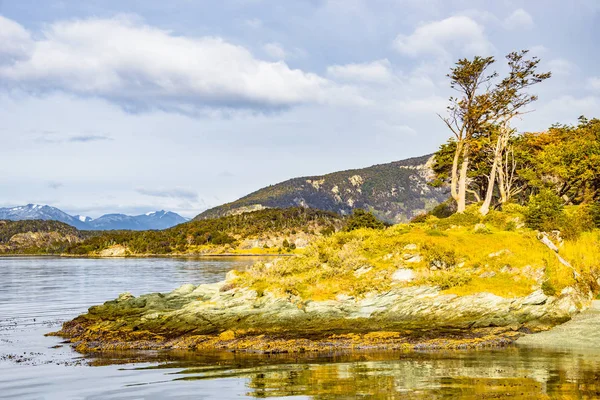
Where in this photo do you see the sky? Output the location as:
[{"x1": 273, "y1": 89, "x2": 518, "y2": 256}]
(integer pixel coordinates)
[{"x1": 0, "y1": 0, "x2": 598, "y2": 218}]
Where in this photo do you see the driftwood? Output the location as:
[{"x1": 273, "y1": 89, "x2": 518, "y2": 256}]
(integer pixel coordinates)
[{"x1": 537, "y1": 232, "x2": 579, "y2": 279}]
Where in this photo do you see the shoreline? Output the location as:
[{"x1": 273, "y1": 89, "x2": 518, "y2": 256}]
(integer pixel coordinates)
[
  {"x1": 51, "y1": 319, "x2": 522, "y2": 354},
  {"x1": 0, "y1": 253, "x2": 295, "y2": 259}
]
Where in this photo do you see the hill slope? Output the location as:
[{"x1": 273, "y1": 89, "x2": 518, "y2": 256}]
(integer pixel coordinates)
[
  {"x1": 195, "y1": 154, "x2": 448, "y2": 223},
  {"x1": 0, "y1": 220, "x2": 91, "y2": 254},
  {"x1": 0, "y1": 208, "x2": 344, "y2": 256}
]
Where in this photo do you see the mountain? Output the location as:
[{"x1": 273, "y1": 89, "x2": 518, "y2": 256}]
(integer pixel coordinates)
[
  {"x1": 87, "y1": 214, "x2": 148, "y2": 231},
  {"x1": 0, "y1": 204, "x2": 188, "y2": 231},
  {"x1": 74, "y1": 215, "x2": 93, "y2": 224},
  {"x1": 196, "y1": 154, "x2": 449, "y2": 223},
  {"x1": 135, "y1": 210, "x2": 189, "y2": 230},
  {"x1": 0, "y1": 204, "x2": 91, "y2": 229}
]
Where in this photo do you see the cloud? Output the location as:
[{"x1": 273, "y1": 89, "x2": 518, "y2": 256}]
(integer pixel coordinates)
[
  {"x1": 393, "y1": 16, "x2": 492, "y2": 58},
  {"x1": 0, "y1": 15, "x2": 32, "y2": 63},
  {"x1": 136, "y1": 187, "x2": 199, "y2": 201},
  {"x1": 48, "y1": 182, "x2": 63, "y2": 189},
  {"x1": 327, "y1": 59, "x2": 393, "y2": 83},
  {"x1": 547, "y1": 58, "x2": 577, "y2": 76},
  {"x1": 68, "y1": 135, "x2": 112, "y2": 143},
  {"x1": 589, "y1": 77, "x2": 600, "y2": 91},
  {"x1": 35, "y1": 132, "x2": 112, "y2": 144},
  {"x1": 503, "y1": 9, "x2": 534, "y2": 30},
  {"x1": 0, "y1": 15, "x2": 363, "y2": 113},
  {"x1": 263, "y1": 42, "x2": 287, "y2": 60}
]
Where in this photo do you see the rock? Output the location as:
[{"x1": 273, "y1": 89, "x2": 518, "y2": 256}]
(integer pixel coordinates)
[
  {"x1": 521, "y1": 290, "x2": 548, "y2": 305},
  {"x1": 294, "y1": 238, "x2": 309, "y2": 248},
  {"x1": 218, "y1": 330, "x2": 236, "y2": 341},
  {"x1": 473, "y1": 223, "x2": 491, "y2": 234},
  {"x1": 404, "y1": 255, "x2": 422, "y2": 263},
  {"x1": 403, "y1": 244, "x2": 418, "y2": 251},
  {"x1": 117, "y1": 292, "x2": 134, "y2": 302},
  {"x1": 170, "y1": 284, "x2": 196, "y2": 296},
  {"x1": 99, "y1": 245, "x2": 128, "y2": 257},
  {"x1": 488, "y1": 249, "x2": 511, "y2": 258},
  {"x1": 479, "y1": 271, "x2": 496, "y2": 278},
  {"x1": 225, "y1": 270, "x2": 239, "y2": 282},
  {"x1": 354, "y1": 266, "x2": 373, "y2": 277},
  {"x1": 391, "y1": 269, "x2": 415, "y2": 282},
  {"x1": 430, "y1": 260, "x2": 448, "y2": 270}
]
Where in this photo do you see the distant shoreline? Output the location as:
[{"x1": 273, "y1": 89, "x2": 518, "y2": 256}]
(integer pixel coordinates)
[{"x1": 0, "y1": 253, "x2": 294, "y2": 259}]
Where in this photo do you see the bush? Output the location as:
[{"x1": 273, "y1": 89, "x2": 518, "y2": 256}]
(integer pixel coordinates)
[
  {"x1": 590, "y1": 203, "x2": 600, "y2": 228},
  {"x1": 433, "y1": 210, "x2": 480, "y2": 230},
  {"x1": 429, "y1": 199, "x2": 457, "y2": 219},
  {"x1": 343, "y1": 209, "x2": 386, "y2": 231},
  {"x1": 559, "y1": 205, "x2": 595, "y2": 240},
  {"x1": 410, "y1": 213, "x2": 428, "y2": 223},
  {"x1": 525, "y1": 189, "x2": 564, "y2": 231}
]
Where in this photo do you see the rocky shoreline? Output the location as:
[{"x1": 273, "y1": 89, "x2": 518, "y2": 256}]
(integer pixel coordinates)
[{"x1": 51, "y1": 277, "x2": 593, "y2": 354}]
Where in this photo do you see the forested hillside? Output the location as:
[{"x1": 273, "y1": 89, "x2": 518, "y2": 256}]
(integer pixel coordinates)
[
  {"x1": 196, "y1": 154, "x2": 449, "y2": 223},
  {"x1": 0, "y1": 208, "x2": 347, "y2": 256}
]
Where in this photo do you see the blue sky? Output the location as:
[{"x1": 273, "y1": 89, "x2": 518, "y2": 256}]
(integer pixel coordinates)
[{"x1": 0, "y1": 0, "x2": 598, "y2": 218}]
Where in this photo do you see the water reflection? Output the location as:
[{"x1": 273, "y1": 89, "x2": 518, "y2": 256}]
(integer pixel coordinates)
[
  {"x1": 84, "y1": 347, "x2": 600, "y2": 399},
  {"x1": 2, "y1": 257, "x2": 600, "y2": 399}
]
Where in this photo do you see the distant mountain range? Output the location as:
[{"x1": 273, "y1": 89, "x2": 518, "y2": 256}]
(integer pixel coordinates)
[
  {"x1": 0, "y1": 204, "x2": 188, "y2": 230},
  {"x1": 196, "y1": 154, "x2": 449, "y2": 223}
]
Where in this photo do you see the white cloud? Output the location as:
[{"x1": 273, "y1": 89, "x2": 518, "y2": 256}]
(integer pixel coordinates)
[
  {"x1": 0, "y1": 15, "x2": 364, "y2": 113},
  {"x1": 503, "y1": 9, "x2": 534, "y2": 30},
  {"x1": 393, "y1": 16, "x2": 492, "y2": 58},
  {"x1": 547, "y1": 58, "x2": 577, "y2": 76},
  {"x1": 589, "y1": 77, "x2": 600, "y2": 91},
  {"x1": 136, "y1": 187, "x2": 199, "y2": 201},
  {"x1": 327, "y1": 59, "x2": 393, "y2": 83},
  {"x1": 263, "y1": 42, "x2": 287, "y2": 60},
  {"x1": 0, "y1": 15, "x2": 32, "y2": 62}
]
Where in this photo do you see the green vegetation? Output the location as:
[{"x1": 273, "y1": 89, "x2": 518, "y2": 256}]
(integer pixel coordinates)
[
  {"x1": 0, "y1": 208, "x2": 345, "y2": 256},
  {"x1": 344, "y1": 209, "x2": 388, "y2": 231},
  {"x1": 234, "y1": 205, "x2": 599, "y2": 301},
  {"x1": 0, "y1": 219, "x2": 94, "y2": 254},
  {"x1": 195, "y1": 154, "x2": 448, "y2": 224}
]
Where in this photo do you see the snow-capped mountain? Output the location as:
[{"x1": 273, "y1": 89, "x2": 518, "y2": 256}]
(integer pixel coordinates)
[
  {"x1": 0, "y1": 204, "x2": 189, "y2": 231},
  {"x1": 87, "y1": 214, "x2": 149, "y2": 230},
  {"x1": 0, "y1": 204, "x2": 91, "y2": 229},
  {"x1": 74, "y1": 215, "x2": 93, "y2": 224},
  {"x1": 135, "y1": 210, "x2": 188, "y2": 230}
]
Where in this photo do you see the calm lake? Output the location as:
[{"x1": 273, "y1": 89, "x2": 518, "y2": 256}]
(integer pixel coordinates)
[{"x1": 1, "y1": 257, "x2": 600, "y2": 399}]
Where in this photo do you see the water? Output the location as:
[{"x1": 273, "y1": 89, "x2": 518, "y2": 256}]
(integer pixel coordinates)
[{"x1": 1, "y1": 257, "x2": 600, "y2": 399}]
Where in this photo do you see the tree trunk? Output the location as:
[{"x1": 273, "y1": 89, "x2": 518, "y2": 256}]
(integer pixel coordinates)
[
  {"x1": 457, "y1": 142, "x2": 470, "y2": 213},
  {"x1": 450, "y1": 141, "x2": 463, "y2": 202},
  {"x1": 479, "y1": 135, "x2": 503, "y2": 215}
]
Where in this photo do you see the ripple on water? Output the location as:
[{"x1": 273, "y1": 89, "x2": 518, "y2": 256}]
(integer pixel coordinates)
[{"x1": 2, "y1": 257, "x2": 600, "y2": 399}]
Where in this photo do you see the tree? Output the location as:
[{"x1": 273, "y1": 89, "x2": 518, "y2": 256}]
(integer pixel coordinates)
[
  {"x1": 479, "y1": 51, "x2": 551, "y2": 215},
  {"x1": 439, "y1": 51, "x2": 550, "y2": 215},
  {"x1": 439, "y1": 56, "x2": 498, "y2": 213}
]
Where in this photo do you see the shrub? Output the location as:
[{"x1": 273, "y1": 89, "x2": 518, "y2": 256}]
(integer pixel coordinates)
[
  {"x1": 343, "y1": 209, "x2": 386, "y2": 231},
  {"x1": 525, "y1": 189, "x2": 564, "y2": 231},
  {"x1": 410, "y1": 213, "x2": 428, "y2": 223},
  {"x1": 429, "y1": 199, "x2": 457, "y2": 218},
  {"x1": 589, "y1": 203, "x2": 600, "y2": 228},
  {"x1": 559, "y1": 205, "x2": 595, "y2": 240}
]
